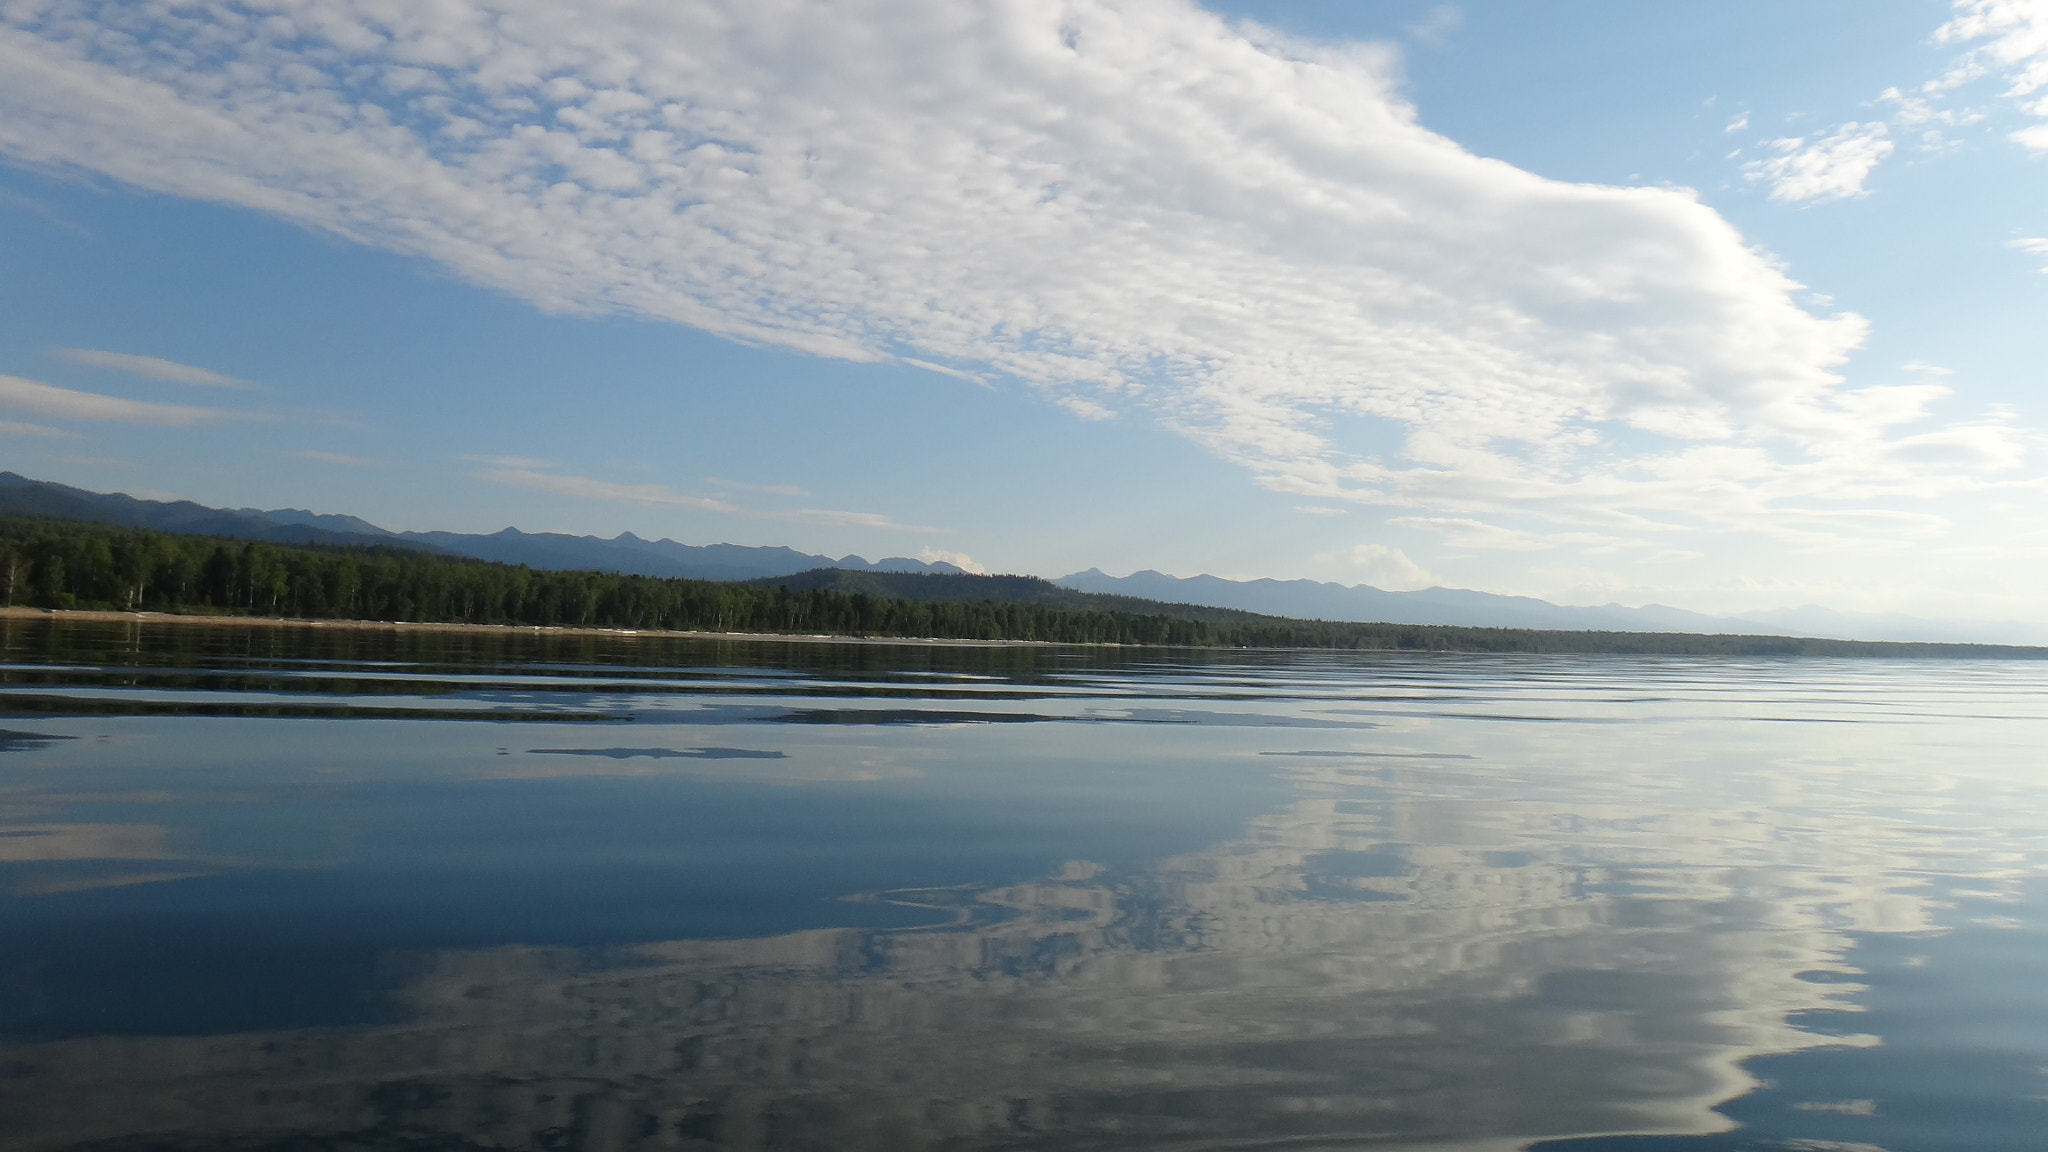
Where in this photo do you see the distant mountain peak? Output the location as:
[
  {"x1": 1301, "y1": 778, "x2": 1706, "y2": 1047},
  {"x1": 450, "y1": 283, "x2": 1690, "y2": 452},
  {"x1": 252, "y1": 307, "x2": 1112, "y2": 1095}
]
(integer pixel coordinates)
[
  {"x1": 0, "y1": 473, "x2": 443, "y2": 553},
  {"x1": 5, "y1": 470, "x2": 2027, "y2": 644},
  {"x1": 1053, "y1": 568, "x2": 1775, "y2": 637},
  {"x1": 0, "y1": 472, "x2": 985, "y2": 583}
]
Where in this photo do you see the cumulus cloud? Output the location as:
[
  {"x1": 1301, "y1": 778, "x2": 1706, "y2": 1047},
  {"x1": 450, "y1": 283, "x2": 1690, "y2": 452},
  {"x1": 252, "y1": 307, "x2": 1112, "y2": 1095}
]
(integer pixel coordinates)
[
  {"x1": 1743, "y1": 122, "x2": 1894, "y2": 202},
  {"x1": 1342, "y1": 544, "x2": 1433, "y2": 590},
  {"x1": 50, "y1": 348, "x2": 256, "y2": 388},
  {"x1": 917, "y1": 547, "x2": 987, "y2": 573},
  {"x1": 0, "y1": 0, "x2": 2018, "y2": 556},
  {"x1": 473, "y1": 465, "x2": 936, "y2": 531},
  {"x1": 0, "y1": 374, "x2": 225, "y2": 426}
]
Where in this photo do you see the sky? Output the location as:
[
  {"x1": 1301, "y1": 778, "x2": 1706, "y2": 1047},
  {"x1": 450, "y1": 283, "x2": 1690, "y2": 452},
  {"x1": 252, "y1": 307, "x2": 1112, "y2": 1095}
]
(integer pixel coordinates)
[{"x1": 1, "y1": 0, "x2": 2045, "y2": 620}]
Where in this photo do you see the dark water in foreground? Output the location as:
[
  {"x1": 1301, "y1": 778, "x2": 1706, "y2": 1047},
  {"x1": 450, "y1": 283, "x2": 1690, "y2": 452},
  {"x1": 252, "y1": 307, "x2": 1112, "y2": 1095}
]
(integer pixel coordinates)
[{"x1": 2, "y1": 621, "x2": 2046, "y2": 1151}]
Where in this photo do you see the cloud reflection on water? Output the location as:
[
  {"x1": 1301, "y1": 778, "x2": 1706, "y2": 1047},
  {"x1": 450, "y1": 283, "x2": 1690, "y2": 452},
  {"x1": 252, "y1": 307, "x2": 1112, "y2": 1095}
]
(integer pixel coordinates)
[
  {"x1": 5, "y1": 752, "x2": 2012, "y2": 1150},
  {"x1": 1, "y1": 630, "x2": 2046, "y2": 1150}
]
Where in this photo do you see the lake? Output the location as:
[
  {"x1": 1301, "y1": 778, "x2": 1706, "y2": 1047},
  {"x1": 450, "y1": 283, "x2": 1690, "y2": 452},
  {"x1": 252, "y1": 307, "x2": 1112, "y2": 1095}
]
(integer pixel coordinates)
[{"x1": 1, "y1": 617, "x2": 2046, "y2": 1151}]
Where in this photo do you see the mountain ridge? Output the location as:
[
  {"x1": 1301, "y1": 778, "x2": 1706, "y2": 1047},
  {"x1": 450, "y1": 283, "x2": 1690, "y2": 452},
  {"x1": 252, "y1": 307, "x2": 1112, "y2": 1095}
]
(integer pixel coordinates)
[
  {"x1": 0, "y1": 473, "x2": 961, "y2": 581},
  {"x1": 1049, "y1": 568, "x2": 1767, "y2": 636},
  {"x1": 0, "y1": 472, "x2": 453, "y2": 553},
  {"x1": 5, "y1": 472, "x2": 2032, "y2": 643}
]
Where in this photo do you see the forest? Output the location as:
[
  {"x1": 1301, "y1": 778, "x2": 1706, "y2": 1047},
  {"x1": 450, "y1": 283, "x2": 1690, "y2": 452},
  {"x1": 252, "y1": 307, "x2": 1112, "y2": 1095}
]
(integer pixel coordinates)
[{"x1": 0, "y1": 514, "x2": 2037, "y2": 657}]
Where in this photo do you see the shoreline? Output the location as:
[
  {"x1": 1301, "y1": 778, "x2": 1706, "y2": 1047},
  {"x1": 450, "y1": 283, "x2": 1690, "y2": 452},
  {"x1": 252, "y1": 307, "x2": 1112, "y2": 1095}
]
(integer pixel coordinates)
[
  {"x1": 4, "y1": 606, "x2": 2043, "y2": 660},
  {"x1": 0, "y1": 606, "x2": 1060, "y2": 648}
]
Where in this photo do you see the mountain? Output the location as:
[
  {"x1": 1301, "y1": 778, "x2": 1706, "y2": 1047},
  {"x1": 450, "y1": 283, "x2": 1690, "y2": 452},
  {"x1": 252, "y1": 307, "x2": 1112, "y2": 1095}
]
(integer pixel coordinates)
[
  {"x1": 1733, "y1": 605, "x2": 2048, "y2": 647},
  {"x1": 394, "y1": 527, "x2": 964, "y2": 581},
  {"x1": 746, "y1": 568, "x2": 1269, "y2": 622},
  {"x1": 9, "y1": 472, "x2": 2027, "y2": 643},
  {"x1": 394, "y1": 527, "x2": 827, "y2": 581},
  {"x1": 1053, "y1": 569, "x2": 1776, "y2": 635},
  {"x1": 0, "y1": 472, "x2": 439, "y2": 552},
  {"x1": 0, "y1": 473, "x2": 965, "y2": 580},
  {"x1": 234, "y1": 507, "x2": 397, "y2": 538},
  {"x1": 1049, "y1": 570, "x2": 2048, "y2": 644}
]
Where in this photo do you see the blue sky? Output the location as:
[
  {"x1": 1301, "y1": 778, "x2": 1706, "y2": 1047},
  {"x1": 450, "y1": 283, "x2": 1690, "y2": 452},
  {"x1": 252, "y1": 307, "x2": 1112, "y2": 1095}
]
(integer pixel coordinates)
[{"x1": 2, "y1": 1, "x2": 2045, "y2": 619}]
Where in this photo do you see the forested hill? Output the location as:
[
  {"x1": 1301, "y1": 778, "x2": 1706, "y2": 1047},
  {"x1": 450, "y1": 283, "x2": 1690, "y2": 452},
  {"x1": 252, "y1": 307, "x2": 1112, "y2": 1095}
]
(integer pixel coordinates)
[
  {"x1": 1, "y1": 514, "x2": 2043, "y2": 658},
  {"x1": 744, "y1": 568, "x2": 1269, "y2": 623}
]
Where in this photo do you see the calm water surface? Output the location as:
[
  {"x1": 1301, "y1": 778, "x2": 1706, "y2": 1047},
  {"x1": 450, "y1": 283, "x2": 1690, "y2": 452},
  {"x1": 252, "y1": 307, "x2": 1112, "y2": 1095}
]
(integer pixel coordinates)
[{"x1": 2, "y1": 619, "x2": 2046, "y2": 1151}]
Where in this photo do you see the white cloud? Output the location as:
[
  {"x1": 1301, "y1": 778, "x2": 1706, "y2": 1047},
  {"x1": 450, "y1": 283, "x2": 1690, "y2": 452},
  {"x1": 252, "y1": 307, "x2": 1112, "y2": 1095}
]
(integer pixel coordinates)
[
  {"x1": 902, "y1": 359, "x2": 990, "y2": 388},
  {"x1": 1389, "y1": 516, "x2": 1620, "y2": 552},
  {"x1": 0, "y1": 419, "x2": 77, "y2": 438},
  {"x1": 1938, "y1": 0, "x2": 2048, "y2": 151},
  {"x1": 917, "y1": 547, "x2": 986, "y2": 573},
  {"x1": 0, "y1": 187, "x2": 91, "y2": 236},
  {"x1": 50, "y1": 348, "x2": 256, "y2": 389},
  {"x1": 1057, "y1": 396, "x2": 1115, "y2": 421},
  {"x1": 1342, "y1": 544, "x2": 1434, "y2": 591},
  {"x1": 1873, "y1": 85, "x2": 1981, "y2": 153},
  {"x1": 474, "y1": 467, "x2": 736, "y2": 512},
  {"x1": 1743, "y1": 122, "x2": 1894, "y2": 202},
  {"x1": 0, "y1": 1, "x2": 2018, "y2": 559},
  {"x1": 2012, "y1": 236, "x2": 2048, "y2": 270},
  {"x1": 473, "y1": 465, "x2": 936, "y2": 531},
  {"x1": 460, "y1": 454, "x2": 556, "y2": 469},
  {"x1": 1294, "y1": 505, "x2": 1347, "y2": 516},
  {"x1": 282, "y1": 449, "x2": 378, "y2": 465},
  {"x1": 783, "y1": 506, "x2": 939, "y2": 531},
  {"x1": 1877, "y1": 85, "x2": 1984, "y2": 129},
  {"x1": 709, "y1": 477, "x2": 812, "y2": 497},
  {"x1": 1405, "y1": 5, "x2": 1463, "y2": 47},
  {"x1": 0, "y1": 374, "x2": 224, "y2": 426}
]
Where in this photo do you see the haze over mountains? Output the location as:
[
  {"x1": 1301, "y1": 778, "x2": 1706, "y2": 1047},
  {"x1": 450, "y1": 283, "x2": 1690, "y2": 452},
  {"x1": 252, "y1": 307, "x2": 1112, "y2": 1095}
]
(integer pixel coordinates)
[
  {"x1": 0, "y1": 472, "x2": 968, "y2": 578},
  {"x1": 2, "y1": 472, "x2": 2034, "y2": 645},
  {"x1": 1054, "y1": 569, "x2": 1751, "y2": 636}
]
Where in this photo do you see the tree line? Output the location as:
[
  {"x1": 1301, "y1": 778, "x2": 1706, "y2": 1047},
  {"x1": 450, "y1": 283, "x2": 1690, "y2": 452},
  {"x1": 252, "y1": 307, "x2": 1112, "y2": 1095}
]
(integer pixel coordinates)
[
  {"x1": 0, "y1": 514, "x2": 1244, "y2": 645},
  {"x1": 0, "y1": 515, "x2": 2037, "y2": 657}
]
